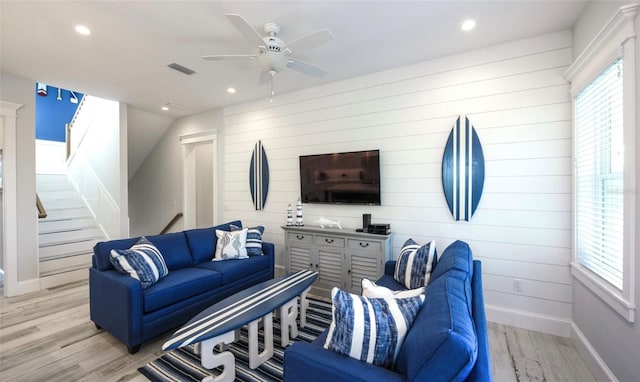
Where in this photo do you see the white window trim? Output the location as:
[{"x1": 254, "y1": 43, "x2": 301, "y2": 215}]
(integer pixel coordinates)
[{"x1": 564, "y1": 4, "x2": 637, "y2": 323}]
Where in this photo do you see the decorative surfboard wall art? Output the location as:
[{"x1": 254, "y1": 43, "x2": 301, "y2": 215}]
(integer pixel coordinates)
[
  {"x1": 442, "y1": 115, "x2": 485, "y2": 221},
  {"x1": 249, "y1": 140, "x2": 270, "y2": 210}
]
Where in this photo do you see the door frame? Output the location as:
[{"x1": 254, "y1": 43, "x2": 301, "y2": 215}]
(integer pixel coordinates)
[{"x1": 180, "y1": 130, "x2": 217, "y2": 230}]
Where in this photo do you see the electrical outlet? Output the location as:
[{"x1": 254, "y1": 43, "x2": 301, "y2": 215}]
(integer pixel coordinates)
[{"x1": 513, "y1": 279, "x2": 523, "y2": 293}]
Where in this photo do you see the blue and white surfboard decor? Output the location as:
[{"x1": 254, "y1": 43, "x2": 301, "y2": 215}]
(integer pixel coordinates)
[
  {"x1": 442, "y1": 115, "x2": 485, "y2": 221},
  {"x1": 249, "y1": 140, "x2": 270, "y2": 210}
]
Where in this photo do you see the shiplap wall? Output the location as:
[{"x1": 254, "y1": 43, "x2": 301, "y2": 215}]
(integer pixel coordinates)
[{"x1": 222, "y1": 31, "x2": 573, "y2": 333}]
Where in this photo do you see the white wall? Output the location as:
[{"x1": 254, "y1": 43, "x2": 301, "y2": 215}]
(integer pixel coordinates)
[
  {"x1": 0, "y1": 73, "x2": 38, "y2": 286},
  {"x1": 222, "y1": 31, "x2": 573, "y2": 333},
  {"x1": 128, "y1": 108, "x2": 224, "y2": 237},
  {"x1": 571, "y1": 2, "x2": 640, "y2": 381}
]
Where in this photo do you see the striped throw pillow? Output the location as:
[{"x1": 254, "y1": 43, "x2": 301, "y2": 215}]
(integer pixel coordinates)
[
  {"x1": 361, "y1": 278, "x2": 425, "y2": 299},
  {"x1": 323, "y1": 287, "x2": 425, "y2": 369},
  {"x1": 110, "y1": 237, "x2": 169, "y2": 289},
  {"x1": 394, "y1": 239, "x2": 437, "y2": 289},
  {"x1": 231, "y1": 224, "x2": 264, "y2": 256}
]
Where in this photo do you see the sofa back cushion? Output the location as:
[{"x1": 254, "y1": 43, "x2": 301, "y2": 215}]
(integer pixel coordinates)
[
  {"x1": 430, "y1": 240, "x2": 474, "y2": 283},
  {"x1": 184, "y1": 220, "x2": 242, "y2": 264},
  {"x1": 144, "y1": 232, "x2": 193, "y2": 270},
  {"x1": 94, "y1": 237, "x2": 139, "y2": 271},
  {"x1": 394, "y1": 269, "x2": 477, "y2": 381}
]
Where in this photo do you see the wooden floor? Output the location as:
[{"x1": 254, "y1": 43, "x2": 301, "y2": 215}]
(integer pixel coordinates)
[{"x1": 0, "y1": 280, "x2": 596, "y2": 382}]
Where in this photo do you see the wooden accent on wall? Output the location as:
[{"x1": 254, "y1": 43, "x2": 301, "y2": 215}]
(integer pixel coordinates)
[{"x1": 160, "y1": 213, "x2": 183, "y2": 234}]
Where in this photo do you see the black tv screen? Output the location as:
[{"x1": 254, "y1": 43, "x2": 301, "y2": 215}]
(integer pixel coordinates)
[{"x1": 299, "y1": 150, "x2": 381, "y2": 205}]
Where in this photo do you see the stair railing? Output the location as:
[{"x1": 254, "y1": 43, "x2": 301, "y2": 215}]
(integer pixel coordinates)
[
  {"x1": 36, "y1": 193, "x2": 47, "y2": 219},
  {"x1": 160, "y1": 213, "x2": 183, "y2": 234}
]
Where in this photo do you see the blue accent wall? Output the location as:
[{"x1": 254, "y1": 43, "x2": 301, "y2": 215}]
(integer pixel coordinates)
[{"x1": 35, "y1": 84, "x2": 84, "y2": 142}]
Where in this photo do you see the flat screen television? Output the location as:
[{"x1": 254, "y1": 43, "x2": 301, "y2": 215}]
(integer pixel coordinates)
[{"x1": 299, "y1": 149, "x2": 381, "y2": 205}]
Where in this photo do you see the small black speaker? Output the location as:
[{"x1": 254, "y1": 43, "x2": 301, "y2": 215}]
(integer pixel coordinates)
[{"x1": 362, "y1": 214, "x2": 371, "y2": 229}]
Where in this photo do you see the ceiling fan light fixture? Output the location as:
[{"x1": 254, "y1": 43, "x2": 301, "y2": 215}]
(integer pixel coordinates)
[{"x1": 161, "y1": 105, "x2": 169, "y2": 111}]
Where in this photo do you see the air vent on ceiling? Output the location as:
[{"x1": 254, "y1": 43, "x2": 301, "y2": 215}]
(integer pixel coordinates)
[{"x1": 168, "y1": 63, "x2": 196, "y2": 75}]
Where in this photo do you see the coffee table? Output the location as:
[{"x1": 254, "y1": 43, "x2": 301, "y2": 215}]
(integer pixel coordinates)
[{"x1": 162, "y1": 270, "x2": 318, "y2": 382}]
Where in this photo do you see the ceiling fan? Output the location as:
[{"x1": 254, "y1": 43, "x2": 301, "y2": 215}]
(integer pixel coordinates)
[{"x1": 202, "y1": 14, "x2": 334, "y2": 96}]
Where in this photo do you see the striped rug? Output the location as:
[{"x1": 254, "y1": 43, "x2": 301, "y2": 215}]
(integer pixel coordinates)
[{"x1": 139, "y1": 298, "x2": 332, "y2": 382}]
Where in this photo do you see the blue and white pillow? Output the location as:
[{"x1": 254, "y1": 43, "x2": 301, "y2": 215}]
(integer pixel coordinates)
[
  {"x1": 110, "y1": 237, "x2": 169, "y2": 289},
  {"x1": 361, "y1": 278, "x2": 425, "y2": 299},
  {"x1": 323, "y1": 287, "x2": 425, "y2": 369},
  {"x1": 231, "y1": 224, "x2": 264, "y2": 256},
  {"x1": 214, "y1": 228, "x2": 248, "y2": 260},
  {"x1": 394, "y1": 239, "x2": 437, "y2": 289}
]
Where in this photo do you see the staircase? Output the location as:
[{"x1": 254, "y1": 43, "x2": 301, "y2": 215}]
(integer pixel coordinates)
[{"x1": 37, "y1": 174, "x2": 106, "y2": 289}]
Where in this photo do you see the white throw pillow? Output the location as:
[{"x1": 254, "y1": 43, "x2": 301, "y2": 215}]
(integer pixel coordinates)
[
  {"x1": 213, "y1": 228, "x2": 248, "y2": 260},
  {"x1": 361, "y1": 278, "x2": 425, "y2": 299}
]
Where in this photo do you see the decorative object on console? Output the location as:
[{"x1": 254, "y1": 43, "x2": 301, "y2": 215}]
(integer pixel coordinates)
[
  {"x1": 367, "y1": 223, "x2": 390, "y2": 235},
  {"x1": 110, "y1": 237, "x2": 169, "y2": 289},
  {"x1": 214, "y1": 228, "x2": 249, "y2": 260},
  {"x1": 286, "y1": 204, "x2": 294, "y2": 226},
  {"x1": 295, "y1": 198, "x2": 304, "y2": 226},
  {"x1": 315, "y1": 217, "x2": 342, "y2": 229},
  {"x1": 323, "y1": 287, "x2": 425, "y2": 368},
  {"x1": 249, "y1": 140, "x2": 270, "y2": 210},
  {"x1": 394, "y1": 239, "x2": 437, "y2": 289},
  {"x1": 442, "y1": 114, "x2": 485, "y2": 221}
]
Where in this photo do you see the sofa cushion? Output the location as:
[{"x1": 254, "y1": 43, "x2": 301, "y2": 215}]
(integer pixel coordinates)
[
  {"x1": 231, "y1": 224, "x2": 265, "y2": 256},
  {"x1": 110, "y1": 237, "x2": 169, "y2": 289},
  {"x1": 430, "y1": 240, "x2": 473, "y2": 283},
  {"x1": 324, "y1": 287, "x2": 425, "y2": 369},
  {"x1": 184, "y1": 220, "x2": 243, "y2": 264},
  {"x1": 94, "y1": 237, "x2": 139, "y2": 271},
  {"x1": 395, "y1": 269, "x2": 477, "y2": 381},
  {"x1": 140, "y1": 232, "x2": 193, "y2": 270},
  {"x1": 195, "y1": 255, "x2": 271, "y2": 284},
  {"x1": 361, "y1": 278, "x2": 425, "y2": 299},
  {"x1": 394, "y1": 239, "x2": 437, "y2": 289},
  {"x1": 143, "y1": 268, "x2": 222, "y2": 313},
  {"x1": 214, "y1": 228, "x2": 249, "y2": 260}
]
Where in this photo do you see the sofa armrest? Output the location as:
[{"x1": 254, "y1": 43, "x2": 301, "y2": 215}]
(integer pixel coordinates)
[
  {"x1": 384, "y1": 260, "x2": 397, "y2": 276},
  {"x1": 467, "y1": 260, "x2": 492, "y2": 382},
  {"x1": 284, "y1": 340, "x2": 404, "y2": 382},
  {"x1": 89, "y1": 267, "x2": 144, "y2": 348},
  {"x1": 262, "y1": 242, "x2": 275, "y2": 278}
]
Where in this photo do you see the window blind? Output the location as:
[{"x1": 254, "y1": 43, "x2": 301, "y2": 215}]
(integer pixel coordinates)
[{"x1": 574, "y1": 58, "x2": 624, "y2": 290}]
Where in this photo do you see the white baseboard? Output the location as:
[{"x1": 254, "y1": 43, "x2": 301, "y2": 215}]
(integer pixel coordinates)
[
  {"x1": 485, "y1": 304, "x2": 572, "y2": 337},
  {"x1": 275, "y1": 264, "x2": 285, "y2": 277},
  {"x1": 570, "y1": 323, "x2": 618, "y2": 382},
  {"x1": 5, "y1": 278, "x2": 41, "y2": 297}
]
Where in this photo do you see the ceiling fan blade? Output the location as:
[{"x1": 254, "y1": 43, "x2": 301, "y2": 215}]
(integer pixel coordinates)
[
  {"x1": 202, "y1": 54, "x2": 256, "y2": 61},
  {"x1": 284, "y1": 29, "x2": 334, "y2": 53},
  {"x1": 225, "y1": 13, "x2": 266, "y2": 48},
  {"x1": 287, "y1": 58, "x2": 328, "y2": 77},
  {"x1": 258, "y1": 70, "x2": 272, "y2": 85}
]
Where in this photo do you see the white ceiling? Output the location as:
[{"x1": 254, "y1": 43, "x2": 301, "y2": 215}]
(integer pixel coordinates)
[{"x1": 0, "y1": 1, "x2": 589, "y2": 175}]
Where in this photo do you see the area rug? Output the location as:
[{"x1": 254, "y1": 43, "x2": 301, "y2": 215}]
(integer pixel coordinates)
[{"x1": 139, "y1": 298, "x2": 332, "y2": 382}]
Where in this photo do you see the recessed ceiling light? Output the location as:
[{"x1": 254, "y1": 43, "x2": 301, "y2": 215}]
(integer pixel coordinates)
[
  {"x1": 161, "y1": 106, "x2": 169, "y2": 111},
  {"x1": 75, "y1": 25, "x2": 91, "y2": 36},
  {"x1": 461, "y1": 19, "x2": 476, "y2": 32},
  {"x1": 227, "y1": 87, "x2": 236, "y2": 94}
]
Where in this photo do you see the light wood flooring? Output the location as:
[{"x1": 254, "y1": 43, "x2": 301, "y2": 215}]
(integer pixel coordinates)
[{"x1": 0, "y1": 280, "x2": 596, "y2": 381}]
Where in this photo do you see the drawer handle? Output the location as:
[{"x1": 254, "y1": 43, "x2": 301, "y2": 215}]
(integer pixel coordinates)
[
  {"x1": 348, "y1": 269, "x2": 351, "y2": 274},
  {"x1": 325, "y1": 238, "x2": 334, "y2": 244},
  {"x1": 359, "y1": 242, "x2": 369, "y2": 248},
  {"x1": 296, "y1": 235, "x2": 305, "y2": 240}
]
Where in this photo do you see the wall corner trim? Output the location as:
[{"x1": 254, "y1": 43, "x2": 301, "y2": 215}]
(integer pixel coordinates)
[{"x1": 570, "y1": 322, "x2": 619, "y2": 382}]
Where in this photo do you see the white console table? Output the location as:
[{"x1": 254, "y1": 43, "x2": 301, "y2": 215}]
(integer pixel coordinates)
[{"x1": 282, "y1": 226, "x2": 392, "y2": 298}]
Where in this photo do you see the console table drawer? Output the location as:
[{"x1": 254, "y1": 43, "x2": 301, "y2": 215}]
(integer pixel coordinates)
[
  {"x1": 347, "y1": 239, "x2": 382, "y2": 252},
  {"x1": 291, "y1": 233, "x2": 312, "y2": 244},
  {"x1": 316, "y1": 235, "x2": 345, "y2": 248}
]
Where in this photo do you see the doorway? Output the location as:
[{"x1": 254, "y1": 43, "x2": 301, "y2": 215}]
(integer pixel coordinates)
[{"x1": 180, "y1": 130, "x2": 217, "y2": 230}]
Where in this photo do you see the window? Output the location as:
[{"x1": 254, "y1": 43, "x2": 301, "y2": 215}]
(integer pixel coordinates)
[
  {"x1": 564, "y1": 4, "x2": 637, "y2": 323},
  {"x1": 574, "y1": 59, "x2": 624, "y2": 290}
]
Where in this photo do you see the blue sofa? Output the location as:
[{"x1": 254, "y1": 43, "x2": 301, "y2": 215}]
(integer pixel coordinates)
[
  {"x1": 284, "y1": 240, "x2": 491, "y2": 382},
  {"x1": 89, "y1": 220, "x2": 274, "y2": 354}
]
